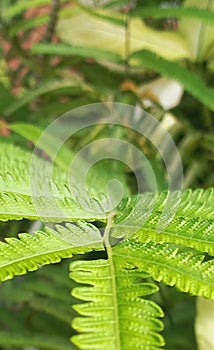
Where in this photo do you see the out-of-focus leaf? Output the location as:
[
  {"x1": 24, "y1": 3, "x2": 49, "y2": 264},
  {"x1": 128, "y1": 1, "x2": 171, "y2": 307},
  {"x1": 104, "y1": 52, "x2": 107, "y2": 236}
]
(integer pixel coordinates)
[
  {"x1": 0, "y1": 60, "x2": 10, "y2": 88},
  {"x1": 57, "y1": 9, "x2": 191, "y2": 61},
  {"x1": 2, "y1": 0, "x2": 50, "y2": 20},
  {"x1": 57, "y1": 12, "x2": 126, "y2": 57},
  {"x1": 9, "y1": 123, "x2": 74, "y2": 172},
  {"x1": 4, "y1": 73, "x2": 94, "y2": 117},
  {"x1": 129, "y1": 19, "x2": 191, "y2": 61},
  {"x1": 195, "y1": 297, "x2": 214, "y2": 350},
  {"x1": 132, "y1": 5, "x2": 214, "y2": 23},
  {"x1": 32, "y1": 43, "x2": 122, "y2": 63},
  {"x1": 178, "y1": 0, "x2": 214, "y2": 61}
]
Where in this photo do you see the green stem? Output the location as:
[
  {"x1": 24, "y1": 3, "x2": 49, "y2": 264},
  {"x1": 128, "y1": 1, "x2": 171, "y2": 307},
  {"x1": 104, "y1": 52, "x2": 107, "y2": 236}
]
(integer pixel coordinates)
[{"x1": 103, "y1": 211, "x2": 121, "y2": 350}]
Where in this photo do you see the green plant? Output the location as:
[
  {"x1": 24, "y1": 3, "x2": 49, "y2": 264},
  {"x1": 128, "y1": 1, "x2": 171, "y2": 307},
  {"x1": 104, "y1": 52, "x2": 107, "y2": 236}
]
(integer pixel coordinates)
[
  {"x1": 0, "y1": 1, "x2": 214, "y2": 349},
  {"x1": 1, "y1": 0, "x2": 213, "y2": 189},
  {"x1": 0, "y1": 137, "x2": 213, "y2": 350}
]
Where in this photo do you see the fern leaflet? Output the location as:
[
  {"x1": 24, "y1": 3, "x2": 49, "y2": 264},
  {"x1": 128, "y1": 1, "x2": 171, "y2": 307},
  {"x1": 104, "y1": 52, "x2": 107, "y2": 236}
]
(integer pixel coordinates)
[
  {"x1": 69, "y1": 212, "x2": 164, "y2": 350},
  {"x1": 114, "y1": 241, "x2": 214, "y2": 299},
  {"x1": 114, "y1": 188, "x2": 214, "y2": 254},
  {"x1": 0, "y1": 143, "x2": 107, "y2": 222},
  {"x1": 0, "y1": 222, "x2": 103, "y2": 282},
  {"x1": 70, "y1": 259, "x2": 164, "y2": 350}
]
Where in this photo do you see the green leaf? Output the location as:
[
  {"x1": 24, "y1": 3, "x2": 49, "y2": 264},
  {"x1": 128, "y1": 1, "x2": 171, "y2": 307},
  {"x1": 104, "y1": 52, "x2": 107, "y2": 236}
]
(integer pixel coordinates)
[
  {"x1": 114, "y1": 241, "x2": 214, "y2": 299},
  {"x1": 57, "y1": 9, "x2": 191, "y2": 61},
  {"x1": 0, "y1": 191, "x2": 107, "y2": 222},
  {"x1": 9, "y1": 122, "x2": 74, "y2": 171},
  {"x1": 0, "y1": 331, "x2": 74, "y2": 350},
  {"x1": 132, "y1": 6, "x2": 214, "y2": 23},
  {"x1": 9, "y1": 14, "x2": 49, "y2": 37},
  {"x1": 114, "y1": 188, "x2": 214, "y2": 255},
  {"x1": 0, "y1": 222, "x2": 103, "y2": 282},
  {"x1": 32, "y1": 42, "x2": 122, "y2": 62},
  {"x1": 0, "y1": 142, "x2": 107, "y2": 222},
  {"x1": 178, "y1": 0, "x2": 214, "y2": 60},
  {"x1": 0, "y1": 142, "x2": 67, "y2": 196},
  {"x1": 3, "y1": 0, "x2": 51, "y2": 20},
  {"x1": 70, "y1": 258, "x2": 164, "y2": 350}
]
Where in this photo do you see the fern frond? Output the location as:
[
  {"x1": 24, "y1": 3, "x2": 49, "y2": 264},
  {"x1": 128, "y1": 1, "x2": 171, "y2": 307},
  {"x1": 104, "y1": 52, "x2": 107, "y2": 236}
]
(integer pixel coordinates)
[
  {"x1": 155, "y1": 188, "x2": 214, "y2": 219},
  {"x1": 114, "y1": 188, "x2": 214, "y2": 254},
  {"x1": 0, "y1": 142, "x2": 107, "y2": 222},
  {"x1": 0, "y1": 222, "x2": 103, "y2": 282},
  {"x1": 134, "y1": 215, "x2": 214, "y2": 255},
  {"x1": 130, "y1": 50, "x2": 214, "y2": 110},
  {"x1": 0, "y1": 331, "x2": 74, "y2": 350},
  {"x1": 132, "y1": 6, "x2": 214, "y2": 23},
  {"x1": 70, "y1": 258, "x2": 164, "y2": 350},
  {"x1": 0, "y1": 141, "x2": 70, "y2": 195},
  {"x1": 10, "y1": 123, "x2": 130, "y2": 196},
  {"x1": 0, "y1": 189, "x2": 107, "y2": 222},
  {"x1": 0, "y1": 143, "x2": 33, "y2": 195},
  {"x1": 114, "y1": 241, "x2": 214, "y2": 299}
]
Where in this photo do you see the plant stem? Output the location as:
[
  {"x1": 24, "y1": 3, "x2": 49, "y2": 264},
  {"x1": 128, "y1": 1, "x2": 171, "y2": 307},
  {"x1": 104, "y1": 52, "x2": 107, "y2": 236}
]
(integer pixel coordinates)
[{"x1": 103, "y1": 211, "x2": 121, "y2": 350}]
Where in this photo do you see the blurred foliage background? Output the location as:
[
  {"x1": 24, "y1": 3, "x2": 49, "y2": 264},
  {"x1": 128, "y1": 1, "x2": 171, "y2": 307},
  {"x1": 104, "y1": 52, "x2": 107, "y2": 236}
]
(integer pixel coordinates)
[{"x1": 0, "y1": 0, "x2": 213, "y2": 349}]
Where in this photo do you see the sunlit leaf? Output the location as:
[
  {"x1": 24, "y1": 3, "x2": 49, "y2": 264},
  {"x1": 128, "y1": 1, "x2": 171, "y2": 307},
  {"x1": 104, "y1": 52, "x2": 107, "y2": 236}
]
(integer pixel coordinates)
[
  {"x1": 57, "y1": 9, "x2": 191, "y2": 61},
  {"x1": 178, "y1": 0, "x2": 214, "y2": 60}
]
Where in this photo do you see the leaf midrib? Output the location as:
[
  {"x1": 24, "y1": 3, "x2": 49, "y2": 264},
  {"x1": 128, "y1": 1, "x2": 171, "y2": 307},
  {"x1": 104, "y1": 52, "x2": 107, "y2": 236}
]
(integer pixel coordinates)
[{"x1": 104, "y1": 212, "x2": 121, "y2": 350}]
